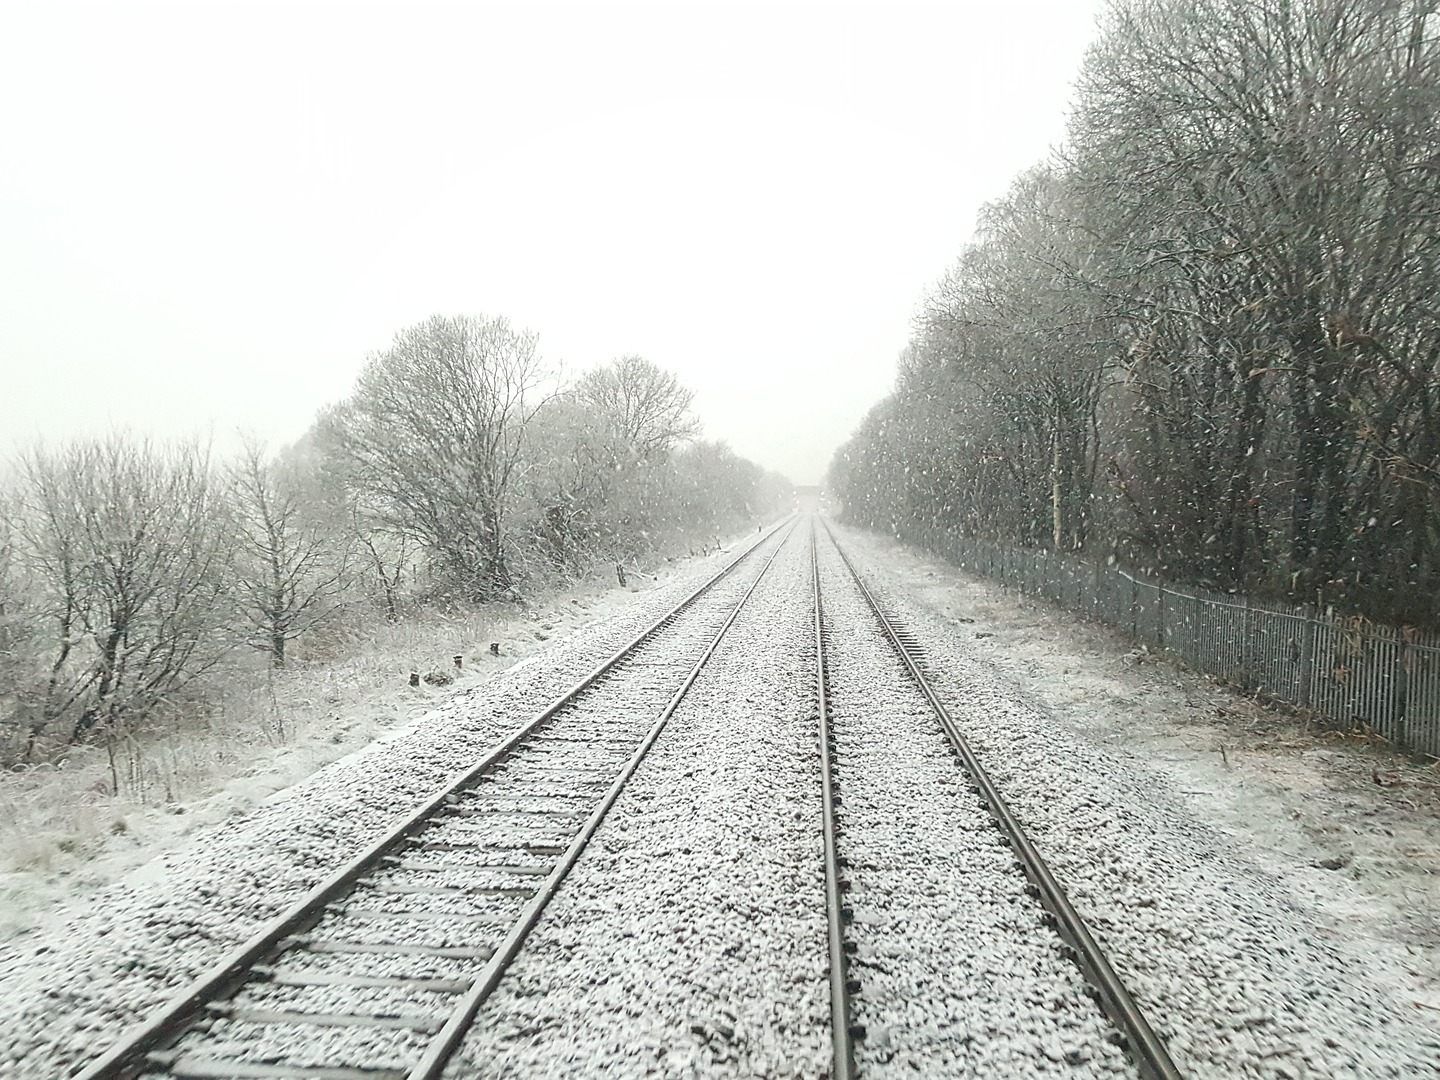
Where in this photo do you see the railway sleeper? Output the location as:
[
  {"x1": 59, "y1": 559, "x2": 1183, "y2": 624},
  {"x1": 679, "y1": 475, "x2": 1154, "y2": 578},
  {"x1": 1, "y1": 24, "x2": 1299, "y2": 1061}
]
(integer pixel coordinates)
[
  {"x1": 250, "y1": 967, "x2": 469, "y2": 994},
  {"x1": 146, "y1": 1053, "x2": 409, "y2": 1080},
  {"x1": 203, "y1": 1003, "x2": 444, "y2": 1033},
  {"x1": 284, "y1": 937, "x2": 495, "y2": 960}
]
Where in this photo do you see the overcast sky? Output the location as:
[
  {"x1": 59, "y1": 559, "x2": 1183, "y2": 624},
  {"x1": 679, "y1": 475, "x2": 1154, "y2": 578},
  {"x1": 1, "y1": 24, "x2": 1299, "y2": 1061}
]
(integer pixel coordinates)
[{"x1": 1, "y1": 0, "x2": 1103, "y2": 483}]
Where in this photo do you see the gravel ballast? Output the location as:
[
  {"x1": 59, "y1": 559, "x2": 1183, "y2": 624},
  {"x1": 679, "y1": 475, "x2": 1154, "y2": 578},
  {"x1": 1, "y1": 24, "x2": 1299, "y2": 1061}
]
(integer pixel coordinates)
[
  {"x1": 0, "y1": 525, "x2": 790, "y2": 1078},
  {"x1": 828, "y1": 522, "x2": 1440, "y2": 1078},
  {"x1": 441, "y1": 519, "x2": 831, "y2": 1078}
]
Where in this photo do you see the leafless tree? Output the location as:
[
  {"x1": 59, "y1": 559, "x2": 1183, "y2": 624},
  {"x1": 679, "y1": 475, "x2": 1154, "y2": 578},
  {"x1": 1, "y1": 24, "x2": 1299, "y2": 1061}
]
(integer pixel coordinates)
[
  {"x1": 0, "y1": 489, "x2": 17, "y2": 621},
  {"x1": 14, "y1": 437, "x2": 232, "y2": 760},
  {"x1": 833, "y1": 0, "x2": 1440, "y2": 625},
  {"x1": 350, "y1": 506, "x2": 414, "y2": 622},
  {"x1": 322, "y1": 314, "x2": 552, "y2": 599},
  {"x1": 576, "y1": 355, "x2": 701, "y2": 461},
  {"x1": 0, "y1": 490, "x2": 38, "y2": 760},
  {"x1": 519, "y1": 397, "x2": 625, "y2": 570},
  {"x1": 1074, "y1": 0, "x2": 1440, "y2": 598},
  {"x1": 915, "y1": 167, "x2": 1112, "y2": 550},
  {"x1": 229, "y1": 438, "x2": 349, "y2": 665}
]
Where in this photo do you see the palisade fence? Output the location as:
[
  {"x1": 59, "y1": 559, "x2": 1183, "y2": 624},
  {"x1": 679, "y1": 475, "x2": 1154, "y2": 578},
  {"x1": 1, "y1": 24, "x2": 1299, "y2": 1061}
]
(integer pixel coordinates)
[{"x1": 907, "y1": 526, "x2": 1440, "y2": 760}]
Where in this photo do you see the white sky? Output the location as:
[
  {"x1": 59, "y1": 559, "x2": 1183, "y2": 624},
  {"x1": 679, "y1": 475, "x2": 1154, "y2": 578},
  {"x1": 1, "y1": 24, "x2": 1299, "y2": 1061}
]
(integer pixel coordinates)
[{"x1": 0, "y1": 0, "x2": 1103, "y2": 483}]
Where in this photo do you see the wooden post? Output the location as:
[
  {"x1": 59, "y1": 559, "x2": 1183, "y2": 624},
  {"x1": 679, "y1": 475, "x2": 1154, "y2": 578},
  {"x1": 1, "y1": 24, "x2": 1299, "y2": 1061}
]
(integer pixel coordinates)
[
  {"x1": 453, "y1": 654, "x2": 463, "y2": 671},
  {"x1": 1157, "y1": 581, "x2": 1167, "y2": 649},
  {"x1": 408, "y1": 671, "x2": 420, "y2": 687}
]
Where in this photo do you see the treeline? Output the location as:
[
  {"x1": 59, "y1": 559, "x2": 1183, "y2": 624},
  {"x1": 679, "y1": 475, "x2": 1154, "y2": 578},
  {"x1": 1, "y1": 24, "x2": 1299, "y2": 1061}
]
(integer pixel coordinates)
[
  {"x1": 0, "y1": 313, "x2": 790, "y2": 764},
  {"x1": 832, "y1": 0, "x2": 1440, "y2": 627}
]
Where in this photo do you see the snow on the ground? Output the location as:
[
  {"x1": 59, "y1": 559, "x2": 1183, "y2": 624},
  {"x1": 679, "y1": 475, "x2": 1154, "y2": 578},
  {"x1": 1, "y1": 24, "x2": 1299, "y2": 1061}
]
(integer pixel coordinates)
[
  {"x1": 146, "y1": 549, "x2": 783, "y2": 1078},
  {"x1": 7, "y1": 515, "x2": 1439, "y2": 1079},
  {"x1": 836, "y1": 525, "x2": 1440, "y2": 1015},
  {"x1": 0, "y1": 531, "x2": 778, "y2": 1079},
  {"x1": 0, "y1": 539, "x2": 751, "y2": 944},
  {"x1": 834, "y1": 523, "x2": 1440, "y2": 1076}
]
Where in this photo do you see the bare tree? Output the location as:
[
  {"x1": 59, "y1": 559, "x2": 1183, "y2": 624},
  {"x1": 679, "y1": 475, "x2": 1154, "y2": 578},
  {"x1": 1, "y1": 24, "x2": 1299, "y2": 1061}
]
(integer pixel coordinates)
[
  {"x1": 0, "y1": 487, "x2": 18, "y2": 622},
  {"x1": 671, "y1": 440, "x2": 770, "y2": 532},
  {"x1": 351, "y1": 505, "x2": 414, "y2": 622},
  {"x1": 229, "y1": 438, "x2": 349, "y2": 665},
  {"x1": 0, "y1": 488, "x2": 41, "y2": 761},
  {"x1": 15, "y1": 437, "x2": 232, "y2": 754},
  {"x1": 520, "y1": 397, "x2": 625, "y2": 570},
  {"x1": 13, "y1": 448, "x2": 92, "y2": 755},
  {"x1": 914, "y1": 167, "x2": 1112, "y2": 550},
  {"x1": 1073, "y1": 0, "x2": 1440, "y2": 603},
  {"x1": 322, "y1": 314, "x2": 552, "y2": 599},
  {"x1": 576, "y1": 355, "x2": 701, "y2": 461}
]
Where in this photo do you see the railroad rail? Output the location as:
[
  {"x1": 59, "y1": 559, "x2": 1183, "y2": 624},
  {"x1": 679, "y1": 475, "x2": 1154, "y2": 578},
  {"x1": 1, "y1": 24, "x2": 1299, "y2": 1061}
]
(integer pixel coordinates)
[
  {"x1": 811, "y1": 516, "x2": 1185, "y2": 1080},
  {"x1": 811, "y1": 519, "x2": 858, "y2": 1080},
  {"x1": 73, "y1": 517, "x2": 798, "y2": 1080}
]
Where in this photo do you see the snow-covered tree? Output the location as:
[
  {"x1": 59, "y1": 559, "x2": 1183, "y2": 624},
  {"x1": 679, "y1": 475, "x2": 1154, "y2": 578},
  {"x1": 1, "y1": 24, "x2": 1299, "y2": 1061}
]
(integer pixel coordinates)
[
  {"x1": 228, "y1": 438, "x2": 349, "y2": 665},
  {"x1": 320, "y1": 314, "x2": 551, "y2": 600}
]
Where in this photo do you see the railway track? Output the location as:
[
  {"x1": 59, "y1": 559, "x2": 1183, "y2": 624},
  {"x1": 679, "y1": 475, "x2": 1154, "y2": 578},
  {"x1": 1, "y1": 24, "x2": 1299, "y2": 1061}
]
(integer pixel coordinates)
[
  {"x1": 810, "y1": 517, "x2": 1185, "y2": 1079},
  {"x1": 68, "y1": 513, "x2": 1184, "y2": 1079},
  {"x1": 73, "y1": 517, "x2": 799, "y2": 1080}
]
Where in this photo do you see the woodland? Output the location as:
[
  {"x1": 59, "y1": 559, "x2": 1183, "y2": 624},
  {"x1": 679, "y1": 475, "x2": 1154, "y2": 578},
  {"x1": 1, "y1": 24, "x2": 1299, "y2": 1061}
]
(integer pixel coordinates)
[{"x1": 832, "y1": 0, "x2": 1440, "y2": 629}]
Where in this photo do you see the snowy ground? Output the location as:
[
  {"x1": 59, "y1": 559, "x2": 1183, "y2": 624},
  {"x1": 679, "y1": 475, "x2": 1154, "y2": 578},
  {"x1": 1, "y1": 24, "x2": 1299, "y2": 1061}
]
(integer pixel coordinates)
[
  {"x1": 443, "y1": 517, "x2": 831, "y2": 1078},
  {"x1": 816, "y1": 531, "x2": 1130, "y2": 1078},
  {"x1": 0, "y1": 538, "x2": 751, "y2": 942},
  {"x1": 142, "y1": 532, "x2": 790, "y2": 1078},
  {"x1": 3, "y1": 517, "x2": 1438, "y2": 1078},
  {"x1": 836, "y1": 526, "x2": 1440, "y2": 1013},
  {"x1": 833, "y1": 523, "x2": 1440, "y2": 1075},
  {"x1": 0, "y1": 529, "x2": 782, "y2": 1078}
]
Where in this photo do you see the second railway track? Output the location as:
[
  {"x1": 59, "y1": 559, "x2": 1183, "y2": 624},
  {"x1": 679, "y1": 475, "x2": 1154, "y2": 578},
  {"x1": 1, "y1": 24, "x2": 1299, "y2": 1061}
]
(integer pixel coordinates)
[{"x1": 810, "y1": 517, "x2": 1184, "y2": 1079}]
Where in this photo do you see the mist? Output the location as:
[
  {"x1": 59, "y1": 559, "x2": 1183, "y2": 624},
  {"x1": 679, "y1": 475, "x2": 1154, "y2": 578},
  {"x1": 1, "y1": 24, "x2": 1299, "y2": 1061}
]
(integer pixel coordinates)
[{"x1": 1, "y1": 0, "x2": 1102, "y2": 481}]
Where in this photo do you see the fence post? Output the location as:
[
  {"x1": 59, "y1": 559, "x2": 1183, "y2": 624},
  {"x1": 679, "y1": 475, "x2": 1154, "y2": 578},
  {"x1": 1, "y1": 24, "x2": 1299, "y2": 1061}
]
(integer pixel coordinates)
[
  {"x1": 1241, "y1": 593, "x2": 1253, "y2": 693},
  {"x1": 1157, "y1": 581, "x2": 1167, "y2": 650},
  {"x1": 1297, "y1": 608, "x2": 1317, "y2": 711},
  {"x1": 1129, "y1": 573, "x2": 1138, "y2": 638},
  {"x1": 1396, "y1": 630, "x2": 1411, "y2": 752}
]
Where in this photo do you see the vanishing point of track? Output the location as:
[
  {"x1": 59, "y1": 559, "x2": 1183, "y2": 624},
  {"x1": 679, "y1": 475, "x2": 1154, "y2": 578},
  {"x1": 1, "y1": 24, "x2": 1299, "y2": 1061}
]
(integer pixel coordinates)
[{"x1": 73, "y1": 517, "x2": 798, "y2": 1080}]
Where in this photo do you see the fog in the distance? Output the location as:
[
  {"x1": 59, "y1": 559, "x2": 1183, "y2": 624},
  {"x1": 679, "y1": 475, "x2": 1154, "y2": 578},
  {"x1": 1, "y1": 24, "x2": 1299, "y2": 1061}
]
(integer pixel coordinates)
[{"x1": 0, "y1": 0, "x2": 1102, "y2": 482}]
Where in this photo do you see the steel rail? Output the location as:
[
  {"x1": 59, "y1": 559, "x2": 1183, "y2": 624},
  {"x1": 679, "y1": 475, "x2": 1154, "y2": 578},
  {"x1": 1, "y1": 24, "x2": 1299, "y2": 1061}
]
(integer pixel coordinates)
[
  {"x1": 73, "y1": 516, "x2": 797, "y2": 1080},
  {"x1": 408, "y1": 513, "x2": 798, "y2": 1077},
  {"x1": 818, "y1": 517, "x2": 1186, "y2": 1080},
  {"x1": 809, "y1": 518, "x2": 858, "y2": 1080}
]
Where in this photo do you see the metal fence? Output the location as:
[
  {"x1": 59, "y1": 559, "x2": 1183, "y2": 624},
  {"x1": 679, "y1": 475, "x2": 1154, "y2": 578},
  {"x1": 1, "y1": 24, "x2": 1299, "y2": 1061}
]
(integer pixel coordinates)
[{"x1": 911, "y1": 528, "x2": 1440, "y2": 760}]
